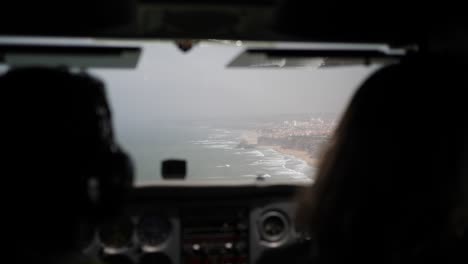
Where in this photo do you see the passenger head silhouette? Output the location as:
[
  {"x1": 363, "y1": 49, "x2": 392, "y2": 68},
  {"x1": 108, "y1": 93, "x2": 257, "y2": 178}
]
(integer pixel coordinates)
[{"x1": 297, "y1": 56, "x2": 468, "y2": 264}]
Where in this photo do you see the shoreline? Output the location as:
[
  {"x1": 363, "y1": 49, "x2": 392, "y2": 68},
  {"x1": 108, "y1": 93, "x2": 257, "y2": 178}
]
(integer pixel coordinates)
[
  {"x1": 240, "y1": 130, "x2": 318, "y2": 168},
  {"x1": 265, "y1": 145, "x2": 319, "y2": 168}
]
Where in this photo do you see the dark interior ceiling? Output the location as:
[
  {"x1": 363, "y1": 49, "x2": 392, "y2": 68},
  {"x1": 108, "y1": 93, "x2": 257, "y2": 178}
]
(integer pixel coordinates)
[{"x1": 0, "y1": 0, "x2": 466, "y2": 49}]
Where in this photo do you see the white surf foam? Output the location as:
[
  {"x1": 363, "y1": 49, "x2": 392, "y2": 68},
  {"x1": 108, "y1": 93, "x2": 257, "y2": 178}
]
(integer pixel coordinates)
[
  {"x1": 204, "y1": 144, "x2": 234, "y2": 150},
  {"x1": 249, "y1": 159, "x2": 285, "y2": 167},
  {"x1": 244, "y1": 150, "x2": 265, "y2": 157},
  {"x1": 192, "y1": 139, "x2": 236, "y2": 145}
]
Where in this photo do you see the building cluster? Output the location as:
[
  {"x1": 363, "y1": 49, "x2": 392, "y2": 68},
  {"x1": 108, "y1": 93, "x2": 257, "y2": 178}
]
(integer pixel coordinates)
[{"x1": 258, "y1": 117, "x2": 336, "y2": 138}]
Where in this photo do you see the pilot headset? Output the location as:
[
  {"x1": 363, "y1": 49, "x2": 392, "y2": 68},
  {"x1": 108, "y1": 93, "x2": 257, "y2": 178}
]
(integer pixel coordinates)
[{"x1": 70, "y1": 69, "x2": 134, "y2": 217}]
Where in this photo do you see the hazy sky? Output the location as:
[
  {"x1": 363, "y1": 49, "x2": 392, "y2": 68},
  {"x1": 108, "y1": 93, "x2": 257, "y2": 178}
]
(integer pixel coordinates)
[
  {"x1": 90, "y1": 43, "x2": 377, "y2": 131},
  {"x1": 0, "y1": 39, "x2": 378, "y2": 131}
]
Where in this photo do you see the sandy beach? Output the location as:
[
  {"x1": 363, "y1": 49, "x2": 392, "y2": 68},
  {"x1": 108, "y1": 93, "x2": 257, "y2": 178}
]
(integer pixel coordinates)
[{"x1": 267, "y1": 145, "x2": 319, "y2": 167}]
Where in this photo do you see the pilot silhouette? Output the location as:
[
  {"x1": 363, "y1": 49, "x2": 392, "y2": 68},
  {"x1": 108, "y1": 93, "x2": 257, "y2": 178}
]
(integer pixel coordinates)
[{"x1": 2, "y1": 67, "x2": 133, "y2": 264}]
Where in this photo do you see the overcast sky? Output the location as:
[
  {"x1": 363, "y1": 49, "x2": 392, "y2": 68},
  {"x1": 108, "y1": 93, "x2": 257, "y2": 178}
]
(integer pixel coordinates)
[
  {"x1": 0, "y1": 39, "x2": 378, "y2": 130},
  {"x1": 90, "y1": 43, "x2": 377, "y2": 131}
]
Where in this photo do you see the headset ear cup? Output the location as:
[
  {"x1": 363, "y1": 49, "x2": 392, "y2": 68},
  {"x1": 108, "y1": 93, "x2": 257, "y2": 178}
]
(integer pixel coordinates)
[
  {"x1": 110, "y1": 149, "x2": 134, "y2": 202},
  {"x1": 97, "y1": 149, "x2": 134, "y2": 219}
]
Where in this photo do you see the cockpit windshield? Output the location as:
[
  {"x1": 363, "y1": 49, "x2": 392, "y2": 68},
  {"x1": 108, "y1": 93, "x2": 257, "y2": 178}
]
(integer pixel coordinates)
[
  {"x1": 93, "y1": 42, "x2": 379, "y2": 184},
  {"x1": 0, "y1": 39, "x2": 379, "y2": 185}
]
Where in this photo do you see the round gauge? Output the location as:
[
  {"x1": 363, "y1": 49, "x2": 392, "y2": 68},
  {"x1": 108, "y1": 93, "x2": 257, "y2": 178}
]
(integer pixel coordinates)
[
  {"x1": 137, "y1": 215, "x2": 172, "y2": 247},
  {"x1": 259, "y1": 211, "x2": 289, "y2": 243},
  {"x1": 98, "y1": 217, "x2": 134, "y2": 249}
]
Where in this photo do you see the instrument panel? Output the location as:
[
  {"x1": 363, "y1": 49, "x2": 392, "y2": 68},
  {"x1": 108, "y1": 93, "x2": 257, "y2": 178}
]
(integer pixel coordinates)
[
  {"x1": 85, "y1": 184, "x2": 308, "y2": 264},
  {"x1": 181, "y1": 207, "x2": 249, "y2": 264}
]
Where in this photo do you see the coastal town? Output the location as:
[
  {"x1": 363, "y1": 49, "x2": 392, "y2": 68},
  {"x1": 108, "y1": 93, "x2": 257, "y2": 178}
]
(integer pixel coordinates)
[{"x1": 258, "y1": 116, "x2": 337, "y2": 138}]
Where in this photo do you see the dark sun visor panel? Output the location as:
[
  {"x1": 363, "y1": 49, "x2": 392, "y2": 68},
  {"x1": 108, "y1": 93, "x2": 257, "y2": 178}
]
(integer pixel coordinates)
[
  {"x1": 0, "y1": 45, "x2": 141, "y2": 69},
  {"x1": 228, "y1": 48, "x2": 404, "y2": 68}
]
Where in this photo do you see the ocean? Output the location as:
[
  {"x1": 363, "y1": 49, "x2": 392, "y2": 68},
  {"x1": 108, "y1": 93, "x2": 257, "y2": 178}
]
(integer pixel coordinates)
[{"x1": 120, "y1": 123, "x2": 315, "y2": 184}]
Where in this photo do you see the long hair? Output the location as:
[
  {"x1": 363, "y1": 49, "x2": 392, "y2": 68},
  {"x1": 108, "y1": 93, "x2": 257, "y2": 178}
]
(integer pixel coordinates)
[{"x1": 297, "y1": 57, "x2": 468, "y2": 264}]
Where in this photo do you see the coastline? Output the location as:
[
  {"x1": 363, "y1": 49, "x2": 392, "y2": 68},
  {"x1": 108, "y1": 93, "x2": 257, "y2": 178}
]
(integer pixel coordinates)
[
  {"x1": 266, "y1": 145, "x2": 319, "y2": 168},
  {"x1": 241, "y1": 130, "x2": 318, "y2": 168}
]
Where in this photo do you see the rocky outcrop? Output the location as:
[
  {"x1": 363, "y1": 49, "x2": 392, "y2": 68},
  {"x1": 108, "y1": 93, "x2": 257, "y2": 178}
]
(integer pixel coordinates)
[{"x1": 238, "y1": 139, "x2": 256, "y2": 149}]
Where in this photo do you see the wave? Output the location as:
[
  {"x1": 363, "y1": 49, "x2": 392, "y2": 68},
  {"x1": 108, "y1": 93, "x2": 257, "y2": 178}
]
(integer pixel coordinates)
[
  {"x1": 204, "y1": 144, "x2": 234, "y2": 150},
  {"x1": 189, "y1": 127, "x2": 313, "y2": 181},
  {"x1": 204, "y1": 176, "x2": 226, "y2": 179},
  {"x1": 244, "y1": 150, "x2": 265, "y2": 157},
  {"x1": 275, "y1": 170, "x2": 305, "y2": 176},
  {"x1": 212, "y1": 128, "x2": 232, "y2": 134},
  {"x1": 249, "y1": 159, "x2": 285, "y2": 167},
  {"x1": 247, "y1": 149, "x2": 313, "y2": 179},
  {"x1": 191, "y1": 139, "x2": 237, "y2": 145}
]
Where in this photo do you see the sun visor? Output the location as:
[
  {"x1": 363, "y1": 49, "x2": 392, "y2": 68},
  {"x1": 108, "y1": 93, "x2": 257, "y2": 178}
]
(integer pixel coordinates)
[
  {"x1": 0, "y1": 44, "x2": 141, "y2": 69},
  {"x1": 228, "y1": 47, "x2": 404, "y2": 68}
]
